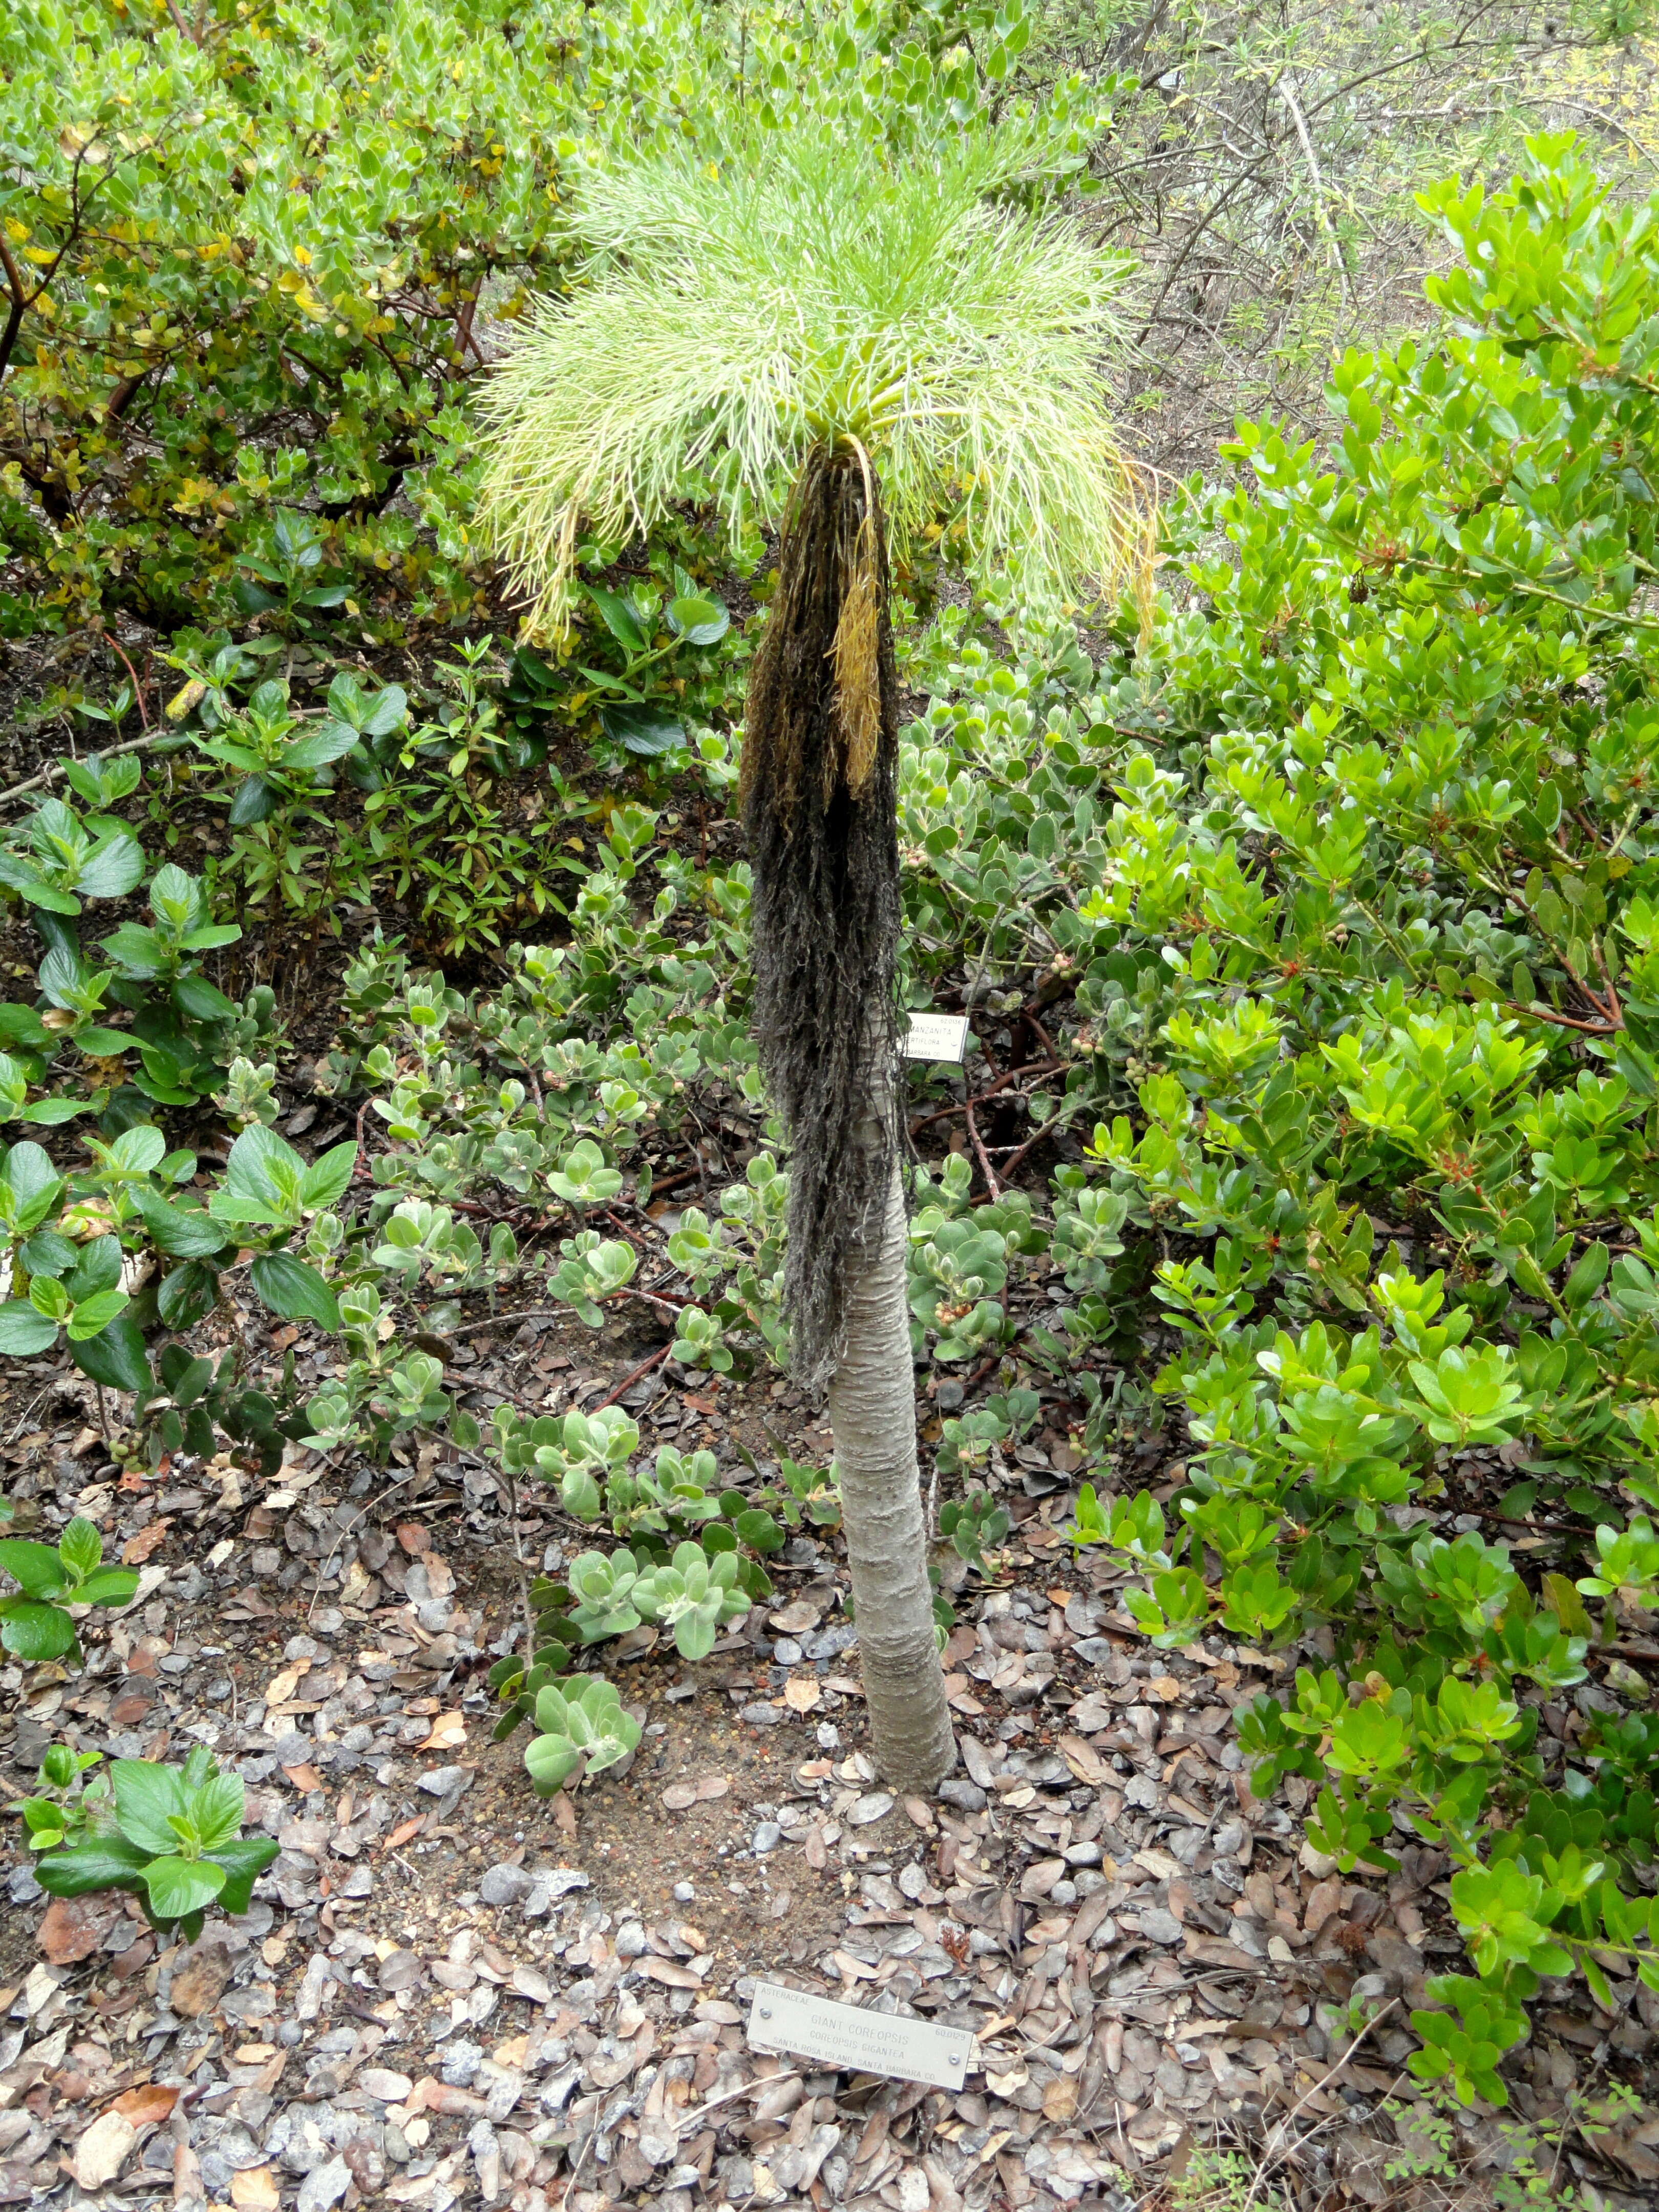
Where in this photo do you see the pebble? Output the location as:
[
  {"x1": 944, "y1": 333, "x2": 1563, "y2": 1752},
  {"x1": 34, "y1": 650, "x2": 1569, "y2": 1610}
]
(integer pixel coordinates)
[
  {"x1": 773, "y1": 1637, "x2": 803, "y2": 1666},
  {"x1": 938, "y1": 1779, "x2": 987, "y2": 1813},
  {"x1": 816, "y1": 1722, "x2": 840, "y2": 1750},
  {"x1": 440, "y1": 2039, "x2": 484, "y2": 2087},
  {"x1": 480, "y1": 1863, "x2": 534, "y2": 1907},
  {"x1": 799, "y1": 1623, "x2": 857, "y2": 1661},
  {"x1": 1134, "y1": 1908, "x2": 1183, "y2": 1946},
  {"x1": 524, "y1": 1867, "x2": 589, "y2": 1918},
  {"x1": 7, "y1": 1865, "x2": 40, "y2": 1904},
  {"x1": 673, "y1": 1881, "x2": 695, "y2": 1903},
  {"x1": 847, "y1": 1792, "x2": 894, "y2": 1826},
  {"x1": 614, "y1": 1921, "x2": 647, "y2": 1958},
  {"x1": 296, "y1": 2155, "x2": 351, "y2": 2212},
  {"x1": 417, "y1": 1765, "x2": 467, "y2": 1796},
  {"x1": 358, "y1": 2070, "x2": 414, "y2": 2104},
  {"x1": 752, "y1": 1822, "x2": 783, "y2": 1854},
  {"x1": 740, "y1": 1704, "x2": 782, "y2": 1726}
]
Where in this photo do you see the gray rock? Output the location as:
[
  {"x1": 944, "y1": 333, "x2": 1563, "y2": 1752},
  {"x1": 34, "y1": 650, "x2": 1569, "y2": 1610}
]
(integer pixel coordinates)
[
  {"x1": 522, "y1": 1866, "x2": 588, "y2": 1918},
  {"x1": 440, "y1": 2039, "x2": 484, "y2": 2088},
  {"x1": 938, "y1": 1779, "x2": 987, "y2": 1813},
  {"x1": 740, "y1": 1703, "x2": 782, "y2": 1726},
  {"x1": 673, "y1": 1881, "x2": 695, "y2": 1903},
  {"x1": 816, "y1": 1722, "x2": 840, "y2": 1751},
  {"x1": 752, "y1": 1822, "x2": 783, "y2": 1855},
  {"x1": 772, "y1": 1637, "x2": 803, "y2": 1666},
  {"x1": 799, "y1": 1623, "x2": 857, "y2": 1661},
  {"x1": 1065, "y1": 1840, "x2": 1102, "y2": 1866},
  {"x1": 1134, "y1": 1908, "x2": 1183, "y2": 1946},
  {"x1": 296, "y1": 2155, "x2": 351, "y2": 2212},
  {"x1": 614, "y1": 1921, "x2": 647, "y2": 1959},
  {"x1": 479, "y1": 1863, "x2": 534, "y2": 1907},
  {"x1": 6, "y1": 1865, "x2": 40, "y2": 1904},
  {"x1": 416, "y1": 1765, "x2": 467, "y2": 1797}
]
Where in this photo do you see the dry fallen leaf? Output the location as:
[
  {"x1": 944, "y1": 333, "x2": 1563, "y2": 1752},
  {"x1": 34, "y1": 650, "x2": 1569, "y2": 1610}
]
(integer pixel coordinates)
[
  {"x1": 120, "y1": 1519, "x2": 172, "y2": 1566},
  {"x1": 661, "y1": 1782, "x2": 697, "y2": 1812},
  {"x1": 73, "y1": 2111, "x2": 136, "y2": 2190},
  {"x1": 396, "y1": 1523, "x2": 431, "y2": 1556},
  {"x1": 1066, "y1": 1692, "x2": 1116, "y2": 1732},
  {"x1": 170, "y1": 1941, "x2": 231, "y2": 2018},
  {"x1": 37, "y1": 1894, "x2": 116, "y2": 1966},
  {"x1": 642, "y1": 1957, "x2": 701, "y2": 1989},
  {"x1": 1058, "y1": 1734, "x2": 1111, "y2": 1786},
  {"x1": 693, "y1": 1774, "x2": 729, "y2": 1801},
  {"x1": 419, "y1": 1711, "x2": 466, "y2": 1752},
  {"x1": 385, "y1": 1816, "x2": 424, "y2": 1850},
  {"x1": 112, "y1": 2082, "x2": 179, "y2": 2125},
  {"x1": 770, "y1": 1600, "x2": 822, "y2": 1635},
  {"x1": 1041, "y1": 2077, "x2": 1078, "y2": 2122},
  {"x1": 229, "y1": 2164, "x2": 281, "y2": 2211},
  {"x1": 265, "y1": 1660, "x2": 309, "y2": 1705},
  {"x1": 783, "y1": 1675, "x2": 820, "y2": 1714}
]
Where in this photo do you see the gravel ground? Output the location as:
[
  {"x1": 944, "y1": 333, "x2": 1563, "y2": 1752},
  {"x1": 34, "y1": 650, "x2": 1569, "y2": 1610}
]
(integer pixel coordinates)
[{"x1": 1, "y1": 1325, "x2": 1656, "y2": 2212}]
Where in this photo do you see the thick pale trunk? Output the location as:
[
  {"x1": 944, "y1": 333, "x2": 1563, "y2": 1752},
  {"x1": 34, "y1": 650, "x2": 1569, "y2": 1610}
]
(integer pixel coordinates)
[{"x1": 828, "y1": 1160, "x2": 955, "y2": 1795}]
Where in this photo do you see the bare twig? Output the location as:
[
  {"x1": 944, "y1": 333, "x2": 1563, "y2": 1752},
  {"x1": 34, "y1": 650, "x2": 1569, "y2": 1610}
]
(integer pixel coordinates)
[{"x1": 592, "y1": 1341, "x2": 673, "y2": 1412}]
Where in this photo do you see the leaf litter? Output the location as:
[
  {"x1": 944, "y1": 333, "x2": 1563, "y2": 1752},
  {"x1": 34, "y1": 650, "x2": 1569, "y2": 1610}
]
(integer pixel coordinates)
[{"x1": 0, "y1": 1320, "x2": 1652, "y2": 2212}]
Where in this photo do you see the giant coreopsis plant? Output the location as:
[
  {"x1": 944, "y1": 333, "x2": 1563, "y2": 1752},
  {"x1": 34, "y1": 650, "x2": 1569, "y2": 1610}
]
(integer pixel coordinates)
[{"x1": 480, "y1": 129, "x2": 1146, "y2": 1789}]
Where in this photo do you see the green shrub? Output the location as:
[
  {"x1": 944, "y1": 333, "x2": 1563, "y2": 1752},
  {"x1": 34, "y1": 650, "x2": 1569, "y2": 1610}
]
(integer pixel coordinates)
[
  {"x1": 0, "y1": 1518, "x2": 134, "y2": 1660},
  {"x1": 33, "y1": 1747, "x2": 278, "y2": 1941}
]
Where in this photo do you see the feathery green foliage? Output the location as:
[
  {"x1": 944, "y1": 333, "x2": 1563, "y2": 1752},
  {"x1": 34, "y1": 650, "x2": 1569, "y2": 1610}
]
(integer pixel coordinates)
[{"x1": 477, "y1": 131, "x2": 1147, "y2": 630}]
